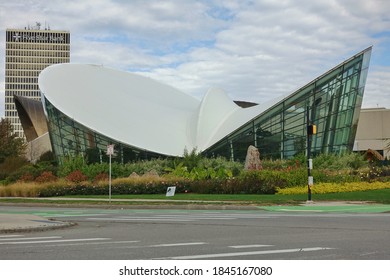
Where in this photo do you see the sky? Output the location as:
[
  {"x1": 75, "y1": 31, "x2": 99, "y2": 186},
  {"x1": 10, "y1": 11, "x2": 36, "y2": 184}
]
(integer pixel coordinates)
[{"x1": 1, "y1": 0, "x2": 390, "y2": 118}]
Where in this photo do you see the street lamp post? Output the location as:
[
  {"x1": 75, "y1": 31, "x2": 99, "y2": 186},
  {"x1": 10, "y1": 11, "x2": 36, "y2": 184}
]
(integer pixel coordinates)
[
  {"x1": 107, "y1": 144, "x2": 115, "y2": 203},
  {"x1": 306, "y1": 98, "x2": 321, "y2": 202},
  {"x1": 306, "y1": 106, "x2": 315, "y2": 202}
]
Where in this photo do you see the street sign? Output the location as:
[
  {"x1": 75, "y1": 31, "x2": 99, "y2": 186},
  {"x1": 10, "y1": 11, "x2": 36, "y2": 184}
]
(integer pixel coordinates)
[
  {"x1": 166, "y1": 187, "x2": 176, "y2": 197},
  {"x1": 106, "y1": 144, "x2": 114, "y2": 156},
  {"x1": 308, "y1": 176, "x2": 314, "y2": 186}
]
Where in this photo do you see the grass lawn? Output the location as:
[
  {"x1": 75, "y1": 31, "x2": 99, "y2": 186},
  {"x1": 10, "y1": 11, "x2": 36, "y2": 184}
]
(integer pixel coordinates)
[
  {"x1": 59, "y1": 188, "x2": 390, "y2": 204},
  {"x1": 1, "y1": 189, "x2": 389, "y2": 205}
]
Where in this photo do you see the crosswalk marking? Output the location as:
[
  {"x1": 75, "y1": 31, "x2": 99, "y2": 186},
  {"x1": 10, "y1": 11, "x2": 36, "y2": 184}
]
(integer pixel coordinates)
[{"x1": 0, "y1": 234, "x2": 336, "y2": 259}]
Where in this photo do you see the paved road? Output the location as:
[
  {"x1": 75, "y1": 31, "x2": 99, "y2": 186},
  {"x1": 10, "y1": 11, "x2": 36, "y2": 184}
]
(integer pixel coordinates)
[{"x1": 0, "y1": 205, "x2": 389, "y2": 260}]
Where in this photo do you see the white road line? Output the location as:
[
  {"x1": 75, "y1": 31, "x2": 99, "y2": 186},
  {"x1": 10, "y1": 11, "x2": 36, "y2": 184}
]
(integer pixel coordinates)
[
  {"x1": 46, "y1": 214, "x2": 107, "y2": 217},
  {"x1": 0, "y1": 236, "x2": 62, "y2": 241},
  {"x1": 183, "y1": 217, "x2": 235, "y2": 220},
  {"x1": 159, "y1": 247, "x2": 334, "y2": 260},
  {"x1": 87, "y1": 218, "x2": 192, "y2": 222},
  {"x1": 278, "y1": 209, "x2": 324, "y2": 212},
  {"x1": 149, "y1": 215, "x2": 272, "y2": 220},
  {"x1": 156, "y1": 214, "x2": 260, "y2": 218},
  {"x1": 41, "y1": 240, "x2": 140, "y2": 247},
  {"x1": 229, "y1": 244, "x2": 274, "y2": 249},
  {"x1": 156, "y1": 215, "x2": 232, "y2": 218},
  {"x1": 0, "y1": 235, "x2": 24, "y2": 238},
  {"x1": 0, "y1": 238, "x2": 110, "y2": 245},
  {"x1": 149, "y1": 242, "x2": 207, "y2": 247},
  {"x1": 119, "y1": 216, "x2": 235, "y2": 220}
]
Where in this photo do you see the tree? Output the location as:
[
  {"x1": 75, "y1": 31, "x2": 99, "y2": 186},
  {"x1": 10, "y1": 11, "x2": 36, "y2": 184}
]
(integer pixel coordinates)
[{"x1": 0, "y1": 118, "x2": 26, "y2": 163}]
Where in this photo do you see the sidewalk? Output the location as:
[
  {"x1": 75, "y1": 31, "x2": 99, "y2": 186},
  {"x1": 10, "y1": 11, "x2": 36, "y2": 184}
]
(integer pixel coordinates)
[{"x1": 0, "y1": 213, "x2": 74, "y2": 233}]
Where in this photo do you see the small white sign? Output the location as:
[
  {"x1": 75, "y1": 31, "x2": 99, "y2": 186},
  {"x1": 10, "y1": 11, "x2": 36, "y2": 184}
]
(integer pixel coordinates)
[
  {"x1": 308, "y1": 159, "x2": 313, "y2": 170},
  {"x1": 308, "y1": 176, "x2": 314, "y2": 186},
  {"x1": 166, "y1": 186, "x2": 176, "y2": 197},
  {"x1": 106, "y1": 144, "x2": 115, "y2": 156}
]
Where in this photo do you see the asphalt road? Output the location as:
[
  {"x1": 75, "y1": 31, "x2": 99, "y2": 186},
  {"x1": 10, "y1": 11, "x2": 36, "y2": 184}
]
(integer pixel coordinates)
[{"x1": 0, "y1": 205, "x2": 389, "y2": 260}]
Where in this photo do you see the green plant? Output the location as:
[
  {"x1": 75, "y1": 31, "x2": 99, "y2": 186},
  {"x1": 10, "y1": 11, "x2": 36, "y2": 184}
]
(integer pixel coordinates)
[
  {"x1": 58, "y1": 155, "x2": 86, "y2": 177},
  {"x1": 181, "y1": 148, "x2": 203, "y2": 171},
  {"x1": 313, "y1": 152, "x2": 367, "y2": 170},
  {"x1": 0, "y1": 156, "x2": 29, "y2": 181},
  {"x1": 0, "y1": 118, "x2": 26, "y2": 163}
]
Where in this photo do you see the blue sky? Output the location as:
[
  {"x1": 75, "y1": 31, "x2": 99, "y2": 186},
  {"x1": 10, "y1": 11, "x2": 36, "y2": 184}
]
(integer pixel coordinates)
[{"x1": 1, "y1": 0, "x2": 390, "y2": 117}]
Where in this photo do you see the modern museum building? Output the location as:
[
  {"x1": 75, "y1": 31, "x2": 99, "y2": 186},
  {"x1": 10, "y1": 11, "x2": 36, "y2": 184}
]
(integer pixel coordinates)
[{"x1": 16, "y1": 47, "x2": 372, "y2": 163}]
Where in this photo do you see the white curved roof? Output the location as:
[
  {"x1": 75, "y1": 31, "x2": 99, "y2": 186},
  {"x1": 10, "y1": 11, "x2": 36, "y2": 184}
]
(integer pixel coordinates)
[{"x1": 39, "y1": 63, "x2": 277, "y2": 156}]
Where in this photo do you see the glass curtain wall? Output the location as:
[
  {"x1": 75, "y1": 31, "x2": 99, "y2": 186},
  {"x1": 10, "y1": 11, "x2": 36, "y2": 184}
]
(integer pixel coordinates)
[
  {"x1": 204, "y1": 47, "x2": 372, "y2": 161},
  {"x1": 43, "y1": 98, "x2": 163, "y2": 164}
]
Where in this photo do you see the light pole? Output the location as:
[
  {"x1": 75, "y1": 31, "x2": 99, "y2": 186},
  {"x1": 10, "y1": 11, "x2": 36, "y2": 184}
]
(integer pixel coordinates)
[
  {"x1": 106, "y1": 144, "x2": 115, "y2": 203},
  {"x1": 306, "y1": 107, "x2": 313, "y2": 202},
  {"x1": 306, "y1": 99, "x2": 320, "y2": 202}
]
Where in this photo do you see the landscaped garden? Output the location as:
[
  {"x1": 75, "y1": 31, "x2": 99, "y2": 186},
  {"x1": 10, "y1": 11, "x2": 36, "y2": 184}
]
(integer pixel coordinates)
[{"x1": 1, "y1": 148, "x2": 390, "y2": 204}]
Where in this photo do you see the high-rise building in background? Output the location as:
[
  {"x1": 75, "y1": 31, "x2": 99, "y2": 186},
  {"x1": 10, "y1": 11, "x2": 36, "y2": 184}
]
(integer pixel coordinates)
[{"x1": 4, "y1": 23, "x2": 70, "y2": 138}]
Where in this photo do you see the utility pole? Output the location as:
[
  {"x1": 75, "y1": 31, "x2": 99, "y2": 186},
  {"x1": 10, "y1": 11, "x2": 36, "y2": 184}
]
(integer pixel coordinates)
[
  {"x1": 107, "y1": 144, "x2": 115, "y2": 203},
  {"x1": 306, "y1": 106, "x2": 316, "y2": 202}
]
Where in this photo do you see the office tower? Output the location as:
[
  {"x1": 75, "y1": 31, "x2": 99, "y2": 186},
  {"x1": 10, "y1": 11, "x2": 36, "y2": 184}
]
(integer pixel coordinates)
[{"x1": 4, "y1": 23, "x2": 70, "y2": 138}]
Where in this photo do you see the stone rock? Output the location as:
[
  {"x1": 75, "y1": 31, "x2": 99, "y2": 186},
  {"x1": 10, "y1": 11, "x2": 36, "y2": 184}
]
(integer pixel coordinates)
[
  {"x1": 129, "y1": 172, "x2": 140, "y2": 178},
  {"x1": 244, "y1": 145, "x2": 262, "y2": 170},
  {"x1": 143, "y1": 169, "x2": 160, "y2": 177}
]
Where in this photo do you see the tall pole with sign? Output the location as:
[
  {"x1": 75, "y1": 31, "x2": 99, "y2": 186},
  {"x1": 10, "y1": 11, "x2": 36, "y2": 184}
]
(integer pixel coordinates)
[
  {"x1": 306, "y1": 106, "x2": 316, "y2": 202},
  {"x1": 107, "y1": 144, "x2": 114, "y2": 203}
]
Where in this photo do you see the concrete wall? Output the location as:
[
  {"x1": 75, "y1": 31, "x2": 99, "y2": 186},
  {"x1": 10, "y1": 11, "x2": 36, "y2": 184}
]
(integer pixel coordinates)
[
  {"x1": 354, "y1": 108, "x2": 390, "y2": 159},
  {"x1": 25, "y1": 132, "x2": 52, "y2": 163}
]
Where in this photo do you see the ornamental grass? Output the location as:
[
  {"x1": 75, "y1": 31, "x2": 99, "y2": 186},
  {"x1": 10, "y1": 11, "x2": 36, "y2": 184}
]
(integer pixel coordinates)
[{"x1": 276, "y1": 181, "x2": 390, "y2": 195}]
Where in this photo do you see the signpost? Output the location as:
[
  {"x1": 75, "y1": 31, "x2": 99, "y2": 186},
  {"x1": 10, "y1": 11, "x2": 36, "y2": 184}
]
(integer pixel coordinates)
[
  {"x1": 106, "y1": 144, "x2": 115, "y2": 203},
  {"x1": 306, "y1": 107, "x2": 317, "y2": 202}
]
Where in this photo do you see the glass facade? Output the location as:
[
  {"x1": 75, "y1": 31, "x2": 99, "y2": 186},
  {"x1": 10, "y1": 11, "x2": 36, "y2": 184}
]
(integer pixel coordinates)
[
  {"x1": 42, "y1": 47, "x2": 371, "y2": 163},
  {"x1": 44, "y1": 98, "x2": 162, "y2": 164},
  {"x1": 203, "y1": 47, "x2": 372, "y2": 160}
]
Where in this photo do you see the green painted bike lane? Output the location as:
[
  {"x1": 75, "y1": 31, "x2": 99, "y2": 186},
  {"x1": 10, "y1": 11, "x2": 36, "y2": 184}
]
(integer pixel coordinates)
[{"x1": 260, "y1": 203, "x2": 390, "y2": 213}]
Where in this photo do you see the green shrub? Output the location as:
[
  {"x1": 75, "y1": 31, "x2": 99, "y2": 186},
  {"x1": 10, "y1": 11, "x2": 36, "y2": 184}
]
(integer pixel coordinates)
[
  {"x1": 35, "y1": 176, "x2": 190, "y2": 197},
  {"x1": 188, "y1": 171, "x2": 287, "y2": 194},
  {"x1": 234, "y1": 170, "x2": 287, "y2": 194},
  {"x1": 81, "y1": 162, "x2": 109, "y2": 180},
  {"x1": 58, "y1": 155, "x2": 86, "y2": 177},
  {"x1": 313, "y1": 152, "x2": 366, "y2": 170},
  {"x1": 0, "y1": 156, "x2": 29, "y2": 181}
]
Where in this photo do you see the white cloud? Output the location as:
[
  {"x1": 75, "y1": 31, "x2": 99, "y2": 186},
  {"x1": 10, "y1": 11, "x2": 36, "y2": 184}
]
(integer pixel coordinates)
[
  {"x1": 364, "y1": 67, "x2": 390, "y2": 108},
  {"x1": 1, "y1": 0, "x2": 390, "y2": 118}
]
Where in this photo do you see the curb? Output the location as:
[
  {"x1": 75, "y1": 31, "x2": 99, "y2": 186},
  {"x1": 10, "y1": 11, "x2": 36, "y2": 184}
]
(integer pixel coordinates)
[{"x1": 0, "y1": 213, "x2": 76, "y2": 234}]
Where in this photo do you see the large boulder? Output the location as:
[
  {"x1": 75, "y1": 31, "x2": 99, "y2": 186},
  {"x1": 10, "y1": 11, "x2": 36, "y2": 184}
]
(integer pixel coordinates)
[{"x1": 244, "y1": 145, "x2": 262, "y2": 170}]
